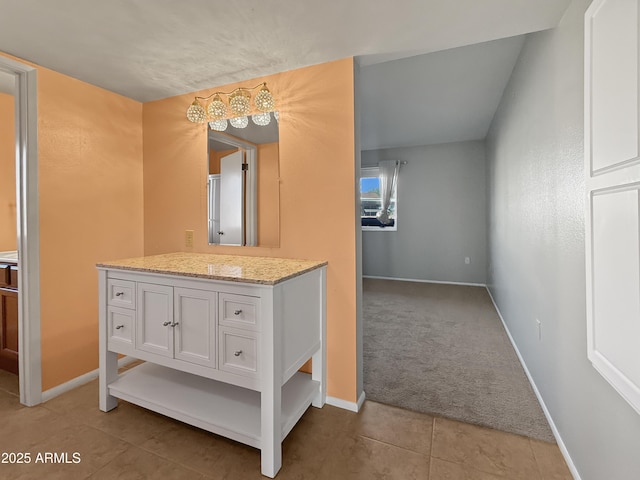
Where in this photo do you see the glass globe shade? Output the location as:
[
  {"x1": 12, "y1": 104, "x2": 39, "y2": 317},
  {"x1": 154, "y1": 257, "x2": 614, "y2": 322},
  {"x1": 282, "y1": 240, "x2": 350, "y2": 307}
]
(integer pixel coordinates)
[
  {"x1": 251, "y1": 112, "x2": 271, "y2": 126},
  {"x1": 186, "y1": 100, "x2": 207, "y2": 123},
  {"x1": 229, "y1": 90, "x2": 251, "y2": 116},
  {"x1": 207, "y1": 95, "x2": 227, "y2": 119},
  {"x1": 209, "y1": 119, "x2": 228, "y2": 132},
  {"x1": 254, "y1": 86, "x2": 275, "y2": 112},
  {"x1": 229, "y1": 116, "x2": 249, "y2": 129}
]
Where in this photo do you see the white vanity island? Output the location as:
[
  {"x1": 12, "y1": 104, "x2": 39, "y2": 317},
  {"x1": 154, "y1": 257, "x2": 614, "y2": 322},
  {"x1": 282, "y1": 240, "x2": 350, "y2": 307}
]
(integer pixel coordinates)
[{"x1": 97, "y1": 252, "x2": 327, "y2": 478}]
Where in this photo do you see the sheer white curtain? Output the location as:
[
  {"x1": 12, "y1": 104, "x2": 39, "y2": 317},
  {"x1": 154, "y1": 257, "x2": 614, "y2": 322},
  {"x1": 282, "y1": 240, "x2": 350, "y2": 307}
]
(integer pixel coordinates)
[{"x1": 376, "y1": 160, "x2": 399, "y2": 225}]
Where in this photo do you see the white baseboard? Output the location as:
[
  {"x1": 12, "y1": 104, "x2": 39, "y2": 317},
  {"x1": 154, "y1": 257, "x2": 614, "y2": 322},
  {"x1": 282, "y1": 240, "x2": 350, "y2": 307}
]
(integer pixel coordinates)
[
  {"x1": 326, "y1": 391, "x2": 366, "y2": 413},
  {"x1": 486, "y1": 287, "x2": 582, "y2": 480},
  {"x1": 363, "y1": 275, "x2": 486, "y2": 288},
  {"x1": 41, "y1": 356, "x2": 137, "y2": 403}
]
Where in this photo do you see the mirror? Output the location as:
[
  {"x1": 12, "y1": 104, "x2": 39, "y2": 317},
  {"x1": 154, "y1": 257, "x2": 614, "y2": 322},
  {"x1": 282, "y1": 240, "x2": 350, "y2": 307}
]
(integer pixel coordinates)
[{"x1": 207, "y1": 112, "x2": 279, "y2": 246}]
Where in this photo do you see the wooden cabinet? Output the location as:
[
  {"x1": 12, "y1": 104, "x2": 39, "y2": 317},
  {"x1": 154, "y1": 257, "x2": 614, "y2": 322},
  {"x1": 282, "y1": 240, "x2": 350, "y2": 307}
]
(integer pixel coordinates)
[
  {"x1": 98, "y1": 256, "x2": 326, "y2": 478},
  {"x1": 0, "y1": 262, "x2": 18, "y2": 375}
]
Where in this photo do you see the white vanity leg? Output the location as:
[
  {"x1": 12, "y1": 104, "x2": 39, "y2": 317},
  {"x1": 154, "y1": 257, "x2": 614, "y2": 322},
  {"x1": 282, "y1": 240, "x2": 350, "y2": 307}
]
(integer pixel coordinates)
[
  {"x1": 312, "y1": 267, "x2": 327, "y2": 408},
  {"x1": 98, "y1": 269, "x2": 118, "y2": 412},
  {"x1": 260, "y1": 286, "x2": 282, "y2": 478},
  {"x1": 261, "y1": 387, "x2": 282, "y2": 478},
  {"x1": 99, "y1": 351, "x2": 118, "y2": 412}
]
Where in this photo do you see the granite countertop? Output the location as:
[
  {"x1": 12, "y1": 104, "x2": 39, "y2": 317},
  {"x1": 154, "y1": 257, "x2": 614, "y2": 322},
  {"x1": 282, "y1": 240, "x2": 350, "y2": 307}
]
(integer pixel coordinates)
[
  {"x1": 0, "y1": 251, "x2": 18, "y2": 263},
  {"x1": 96, "y1": 252, "x2": 327, "y2": 285}
]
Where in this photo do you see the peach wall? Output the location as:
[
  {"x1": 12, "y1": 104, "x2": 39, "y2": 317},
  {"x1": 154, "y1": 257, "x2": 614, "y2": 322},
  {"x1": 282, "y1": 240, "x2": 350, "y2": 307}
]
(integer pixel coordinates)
[
  {"x1": 0, "y1": 51, "x2": 145, "y2": 390},
  {"x1": 0, "y1": 92, "x2": 16, "y2": 251},
  {"x1": 143, "y1": 59, "x2": 358, "y2": 401},
  {"x1": 37, "y1": 67, "x2": 144, "y2": 390}
]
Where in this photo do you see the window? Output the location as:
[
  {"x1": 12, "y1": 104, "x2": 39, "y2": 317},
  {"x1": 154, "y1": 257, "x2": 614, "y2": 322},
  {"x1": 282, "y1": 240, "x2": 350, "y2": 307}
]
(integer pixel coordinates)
[{"x1": 360, "y1": 167, "x2": 397, "y2": 231}]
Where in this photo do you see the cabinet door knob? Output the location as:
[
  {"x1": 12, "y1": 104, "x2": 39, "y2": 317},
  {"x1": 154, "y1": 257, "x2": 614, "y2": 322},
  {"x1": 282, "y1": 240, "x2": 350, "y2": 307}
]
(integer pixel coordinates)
[
  {"x1": 234, "y1": 350, "x2": 242, "y2": 357},
  {"x1": 171, "y1": 322, "x2": 179, "y2": 328},
  {"x1": 115, "y1": 324, "x2": 124, "y2": 330},
  {"x1": 234, "y1": 309, "x2": 242, "y2": 315},
  {"x1": 163, "y1": 321, "x2": 171, "y2": 326},
  {"x1": 115, "y1": 291, "x2": 124, "y2": 297},
  {"x1": 217, "y1": 231, "x2": 224, "y2": 235}
]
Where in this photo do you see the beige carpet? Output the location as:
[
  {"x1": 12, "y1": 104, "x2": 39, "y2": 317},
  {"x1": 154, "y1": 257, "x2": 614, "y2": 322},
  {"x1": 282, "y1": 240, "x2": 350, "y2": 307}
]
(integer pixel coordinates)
[{"x1": 363, "y1": 278, "x2": 555, "y2": 442}]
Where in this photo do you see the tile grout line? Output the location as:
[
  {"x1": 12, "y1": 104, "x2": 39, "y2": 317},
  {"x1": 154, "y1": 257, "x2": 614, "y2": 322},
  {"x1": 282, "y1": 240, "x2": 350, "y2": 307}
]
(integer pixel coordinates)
[
  {"x1": 38, "y1": 400, "x2": 201, "y2": 479},
  {"x1": 428, "y1": 416, "x2": 436, "y2": 480},
  {"x1": 39, "y1": 386, "x2": 225, "y2": 480},
  {"x1": 528, "y1": 438, "x2": 545, "y2": 480},
  {"x1": 0, "y1": 386, "x2": 19, "y2": 397},
  {"x1": 356, "y1": 433, "x2": 431, "y2": 458},
  {"x1": 74, "y1": 420, "x2": 213, "y2": 480},
  {"x1": 431, "y1": 417, "x2": 536, "y2": 480},
  {"x1": 135, "y1": 439, "x2": 221, "y2": 478}
]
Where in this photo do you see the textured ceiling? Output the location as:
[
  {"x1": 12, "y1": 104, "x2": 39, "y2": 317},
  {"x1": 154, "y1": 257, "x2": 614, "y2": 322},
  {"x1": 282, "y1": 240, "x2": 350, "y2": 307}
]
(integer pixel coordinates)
[
  {"x1": 0, "y1": 0, "x2": 571, "y2": 102},
  {"x1": 359, "y1": 35, "x2": 526, "y2": 150}
]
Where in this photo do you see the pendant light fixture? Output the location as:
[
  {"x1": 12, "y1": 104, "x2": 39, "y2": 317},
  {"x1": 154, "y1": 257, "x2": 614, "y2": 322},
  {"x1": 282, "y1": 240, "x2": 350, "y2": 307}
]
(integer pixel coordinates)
[{"x1": 186, "y1": 82, "x2": 275, "y2": 125}]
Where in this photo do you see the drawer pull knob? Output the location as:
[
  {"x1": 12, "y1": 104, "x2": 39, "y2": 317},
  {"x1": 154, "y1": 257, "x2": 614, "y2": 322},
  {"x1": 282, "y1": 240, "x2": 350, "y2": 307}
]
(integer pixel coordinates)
[
  {"x1": 115, "y1": 291, "x2": 124, "y2": 297},
  {"x1": 115, "y1": 324, "x2": 124, "y2": 330},
  {"x1": 234, "y1": 350, "x2": 242, "y2": 357},
  {"x1": 163, "y1": 321, "x2": 171, "y2": 326},
  {"x1": 234, "y1": 309, "x2": 242, "y2": 315}
]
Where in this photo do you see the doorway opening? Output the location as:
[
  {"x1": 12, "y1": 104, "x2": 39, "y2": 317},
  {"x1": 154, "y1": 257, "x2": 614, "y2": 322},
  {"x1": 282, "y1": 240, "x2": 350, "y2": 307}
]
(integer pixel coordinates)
[
  {"x1": 355, "y1": 36, "x2": 555, "y2": 441},
  {"x1": 0, "y1": 55, "x2": 41, "y2": 406}
]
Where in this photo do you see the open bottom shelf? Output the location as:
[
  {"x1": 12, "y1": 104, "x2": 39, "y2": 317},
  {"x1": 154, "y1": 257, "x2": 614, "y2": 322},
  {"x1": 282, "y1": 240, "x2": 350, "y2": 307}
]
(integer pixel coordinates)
[{"x1": 108, "y1": 362, "x2": 320, "y2": 448}]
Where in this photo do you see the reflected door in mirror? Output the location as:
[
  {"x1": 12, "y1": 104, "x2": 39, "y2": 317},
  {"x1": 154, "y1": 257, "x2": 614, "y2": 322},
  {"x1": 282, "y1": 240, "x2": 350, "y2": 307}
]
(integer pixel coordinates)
[
  {"x1": 207, "y1": 112, "x2": 279, "y2": 247},
  {"x1": 219, "y1": 151, "x2": 244, "y2": 245}
]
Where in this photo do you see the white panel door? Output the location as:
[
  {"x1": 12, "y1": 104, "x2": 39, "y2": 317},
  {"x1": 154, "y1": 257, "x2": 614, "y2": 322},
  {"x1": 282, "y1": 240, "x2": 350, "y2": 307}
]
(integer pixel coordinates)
[
  {"x1": 592, "y1": 189, "x2": 640, "y2": 386},
  {"x1": 586, "y1": 0, "x2": 640, "y2": 415},
  {"x1": 174, "y1": 288, "x2": 217, "y2": 368},
  {"x1": 590, "y1": 0, "x2": 639, "y2": 173},
  {"x1": 208, "y1": 174, "x2": 221, "y2": 244},
  {"x1": 136, "y1": 283, "x2": 174, "y2": 358},
  {"x1": 220, "y1": 151, "x2": 244, "y2": 245}
]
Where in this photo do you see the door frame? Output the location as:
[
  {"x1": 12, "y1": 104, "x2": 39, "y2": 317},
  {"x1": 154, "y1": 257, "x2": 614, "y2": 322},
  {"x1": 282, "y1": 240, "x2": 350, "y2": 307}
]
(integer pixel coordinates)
[{"x1": 0, "y1": 55, "x2": 41, "y2": 406}]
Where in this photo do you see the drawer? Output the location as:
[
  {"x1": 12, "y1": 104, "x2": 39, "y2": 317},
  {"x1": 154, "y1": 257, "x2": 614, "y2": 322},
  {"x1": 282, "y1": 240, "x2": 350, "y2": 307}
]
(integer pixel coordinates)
[
  {"x1": 107, "y1": 279, "x2": 136, "y2": 309},
  {"x1": 219, "y1": 293, "x2": 259, "y2": 331},
  {"x1": 9, "y1": 265, "x2": 18, "y2": 288},
  {"x1": 219, "y1": 328, "x2": 258, "y2": 378},
  {"x1": 108, "y1": 307, "x2": 134, "y2": 346},
  {"x1": 0, "y1": 263, "x2": 12, "y2": 288}
]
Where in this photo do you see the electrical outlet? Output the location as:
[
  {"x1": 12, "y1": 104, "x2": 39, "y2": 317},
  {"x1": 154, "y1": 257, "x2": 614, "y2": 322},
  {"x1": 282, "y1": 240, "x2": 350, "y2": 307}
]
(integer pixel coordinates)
[
  {"x1": 465, "y1": 257, "x2": 470, "y2": 265},
  {"x1": 185, "y1": 230, "x2": 194, "y2": 248},
  {"x1": 536, "y1": 319, "x2": 541, "y2": 340}
]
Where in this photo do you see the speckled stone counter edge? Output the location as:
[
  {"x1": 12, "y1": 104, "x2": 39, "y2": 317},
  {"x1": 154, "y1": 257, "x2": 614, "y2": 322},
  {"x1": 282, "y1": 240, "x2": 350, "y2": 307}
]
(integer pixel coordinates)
[{"x1": 96, "y1": 252, "x2": 327, "y2": 286}]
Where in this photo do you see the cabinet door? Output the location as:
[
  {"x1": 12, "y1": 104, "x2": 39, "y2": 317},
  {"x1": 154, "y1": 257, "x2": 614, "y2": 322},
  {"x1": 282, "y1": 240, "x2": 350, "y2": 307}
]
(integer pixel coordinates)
[
  {"x1": 136, "y1": 283, "x2": 173, "y2": 358},
  {"x1": 586, "y1": 0, "x2": 640, "y2": 414},
  {"x1": 0, "y1": 288, "x2": 18, "y2": 375},
  {"x1": 174, "y1": 288, "x2": 217, "y2": 368}
]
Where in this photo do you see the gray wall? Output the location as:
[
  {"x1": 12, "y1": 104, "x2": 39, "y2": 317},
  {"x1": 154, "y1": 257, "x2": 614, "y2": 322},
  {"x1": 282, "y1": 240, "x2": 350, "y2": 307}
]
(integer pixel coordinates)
[
  {"x1": 362, "y1": 141, "x2": 487, "y2": 284},
  {"x1": 486, "y1": 0, "x2": 640, "y2": 479}
]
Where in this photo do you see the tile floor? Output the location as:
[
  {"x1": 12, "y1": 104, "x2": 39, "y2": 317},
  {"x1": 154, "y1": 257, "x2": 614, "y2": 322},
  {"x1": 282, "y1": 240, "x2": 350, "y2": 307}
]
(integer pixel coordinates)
[{"x1": 0, "y1": 367, "x2": 573, "y2": 479}]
